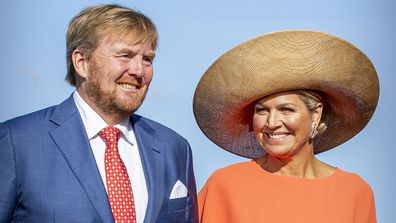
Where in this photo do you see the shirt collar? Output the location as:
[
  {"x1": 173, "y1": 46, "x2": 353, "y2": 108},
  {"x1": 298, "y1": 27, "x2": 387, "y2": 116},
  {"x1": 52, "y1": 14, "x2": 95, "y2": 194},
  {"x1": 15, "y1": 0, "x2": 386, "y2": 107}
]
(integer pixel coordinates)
[
  {"x1": 115, "y1": 118, "x2": 136, "y2": 146},
  {"x1": 73, "y1": 91, "x2": 135, "y2": 145}
]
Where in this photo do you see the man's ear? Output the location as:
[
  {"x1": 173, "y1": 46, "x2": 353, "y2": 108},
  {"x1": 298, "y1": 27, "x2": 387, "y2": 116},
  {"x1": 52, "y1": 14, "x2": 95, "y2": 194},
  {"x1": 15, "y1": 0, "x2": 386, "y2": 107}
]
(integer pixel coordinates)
[{"x1": 71, "y1": 48, "x2": 89, "y2": 79}]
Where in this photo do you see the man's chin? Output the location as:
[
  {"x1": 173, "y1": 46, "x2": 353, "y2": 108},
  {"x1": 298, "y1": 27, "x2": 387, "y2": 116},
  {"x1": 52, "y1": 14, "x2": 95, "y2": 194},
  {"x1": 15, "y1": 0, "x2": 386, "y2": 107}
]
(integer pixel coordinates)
[
  {"x1": 113, "y1": 99, "x2": 144, "y2": 114},
  {"x1": 113, "y1": 90, "x2": 148, "y2": 113}
]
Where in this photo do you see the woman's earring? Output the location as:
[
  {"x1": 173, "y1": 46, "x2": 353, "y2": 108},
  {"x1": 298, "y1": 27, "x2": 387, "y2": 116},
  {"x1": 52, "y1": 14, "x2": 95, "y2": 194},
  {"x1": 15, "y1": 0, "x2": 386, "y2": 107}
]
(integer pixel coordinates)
[{"x1": 310, "y1": 123, "x2": 318, "y2": 139}]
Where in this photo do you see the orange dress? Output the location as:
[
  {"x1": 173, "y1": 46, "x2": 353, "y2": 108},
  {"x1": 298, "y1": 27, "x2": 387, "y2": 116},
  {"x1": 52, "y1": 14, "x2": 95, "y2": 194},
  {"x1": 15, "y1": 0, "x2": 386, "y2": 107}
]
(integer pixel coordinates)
[{"x1": 198, "y1": 161, "x2": 376, "y2": 223}]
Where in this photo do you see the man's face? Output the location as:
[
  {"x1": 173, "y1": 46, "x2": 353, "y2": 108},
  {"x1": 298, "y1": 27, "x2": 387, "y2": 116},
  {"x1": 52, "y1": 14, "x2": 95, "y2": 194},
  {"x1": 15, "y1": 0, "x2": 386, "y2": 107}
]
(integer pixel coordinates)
[{"x1": 79, "y1": 33, "x2": 155, "y2": 119}]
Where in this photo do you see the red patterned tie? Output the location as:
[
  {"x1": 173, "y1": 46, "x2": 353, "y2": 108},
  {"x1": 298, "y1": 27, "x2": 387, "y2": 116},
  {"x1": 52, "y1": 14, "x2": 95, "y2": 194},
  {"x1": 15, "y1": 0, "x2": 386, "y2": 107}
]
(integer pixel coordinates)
[{"x1": 99, "y1": 126, "x2": 137, "y2": 223}]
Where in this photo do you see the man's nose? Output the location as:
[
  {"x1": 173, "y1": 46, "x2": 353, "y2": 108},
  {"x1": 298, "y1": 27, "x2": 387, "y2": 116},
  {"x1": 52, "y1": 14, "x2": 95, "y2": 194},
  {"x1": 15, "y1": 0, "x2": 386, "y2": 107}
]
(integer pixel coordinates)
[{"x1": 127, "y1": 57, "x2": 144, "y2": 78}]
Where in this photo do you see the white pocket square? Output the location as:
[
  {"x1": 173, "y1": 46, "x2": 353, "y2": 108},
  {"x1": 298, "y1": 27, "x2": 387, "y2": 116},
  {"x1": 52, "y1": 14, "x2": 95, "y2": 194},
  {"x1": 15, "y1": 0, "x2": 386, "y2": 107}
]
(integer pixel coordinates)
[{"x1": 170, "y1": 180, "x2": 188, "y2": 199}]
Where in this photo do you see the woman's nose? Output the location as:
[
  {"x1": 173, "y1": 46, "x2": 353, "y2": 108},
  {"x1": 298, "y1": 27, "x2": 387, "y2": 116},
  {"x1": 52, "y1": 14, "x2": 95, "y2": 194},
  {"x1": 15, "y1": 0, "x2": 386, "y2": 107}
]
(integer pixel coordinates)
[{"x1": 266, "y1": 111, "x2": 282, "y2": 129}]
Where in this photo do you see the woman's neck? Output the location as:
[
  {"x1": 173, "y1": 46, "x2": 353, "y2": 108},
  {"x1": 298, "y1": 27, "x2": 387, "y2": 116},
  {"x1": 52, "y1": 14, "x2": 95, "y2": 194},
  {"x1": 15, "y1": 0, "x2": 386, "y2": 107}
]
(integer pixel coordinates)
[{"x1": 255, "y1": 150, "x2": 335, "y2": 179}]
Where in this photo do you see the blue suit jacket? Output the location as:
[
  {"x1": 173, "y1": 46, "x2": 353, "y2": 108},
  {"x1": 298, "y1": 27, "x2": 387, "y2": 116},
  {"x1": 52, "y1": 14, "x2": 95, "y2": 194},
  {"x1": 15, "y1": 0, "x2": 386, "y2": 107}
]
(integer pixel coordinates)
[{"x1": 0, "y1": 96, "x2": 198, "y2": 223}]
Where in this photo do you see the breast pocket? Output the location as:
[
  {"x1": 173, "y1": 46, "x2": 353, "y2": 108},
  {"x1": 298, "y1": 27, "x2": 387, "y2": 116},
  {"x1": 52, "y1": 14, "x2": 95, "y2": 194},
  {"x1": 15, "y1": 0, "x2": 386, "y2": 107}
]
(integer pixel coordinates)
[
  {"x1": 169, "y1": 197, "x2": 187, "y2": 212},
  {"x1": 166, "y1": 197, "x2": 188, "y2": 223}
]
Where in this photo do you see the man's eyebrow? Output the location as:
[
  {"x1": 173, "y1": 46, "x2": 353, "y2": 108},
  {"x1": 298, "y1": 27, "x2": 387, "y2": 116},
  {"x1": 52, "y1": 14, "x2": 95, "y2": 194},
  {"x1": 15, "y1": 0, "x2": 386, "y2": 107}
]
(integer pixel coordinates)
[
  {"x1": 144, "y1": 51, "x2": 156, "y2": 58},
  {"x1": 115, "y1": 48, "x2": 155, "y2": 58}
]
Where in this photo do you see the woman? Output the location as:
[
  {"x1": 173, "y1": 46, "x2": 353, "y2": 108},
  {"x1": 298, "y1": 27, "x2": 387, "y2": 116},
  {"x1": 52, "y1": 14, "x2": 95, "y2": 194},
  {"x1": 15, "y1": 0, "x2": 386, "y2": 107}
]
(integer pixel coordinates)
[{"x1": 193, "y1": 30, "x2": 378, "y2": 222}]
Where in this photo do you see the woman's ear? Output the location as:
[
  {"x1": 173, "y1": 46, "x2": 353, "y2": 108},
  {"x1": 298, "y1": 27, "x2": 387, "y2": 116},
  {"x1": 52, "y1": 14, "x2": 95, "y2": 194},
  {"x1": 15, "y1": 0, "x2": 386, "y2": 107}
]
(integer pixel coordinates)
[
  {"x1": 71, "y1": 48, "x2": 89, "y2": 80},
  {"x1": 312, "y1": 103, "x2": 323, "y2": 124}
]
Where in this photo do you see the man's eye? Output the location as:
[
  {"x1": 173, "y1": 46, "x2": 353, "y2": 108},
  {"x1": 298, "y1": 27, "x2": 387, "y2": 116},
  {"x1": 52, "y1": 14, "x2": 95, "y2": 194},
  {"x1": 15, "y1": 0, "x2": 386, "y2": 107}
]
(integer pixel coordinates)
[
  {"x1": 115, "y1": 54, "x2": 129, "y2": 59},
  {"x1": 143, "y1": 56, "x2": 153, "y2": 64}
]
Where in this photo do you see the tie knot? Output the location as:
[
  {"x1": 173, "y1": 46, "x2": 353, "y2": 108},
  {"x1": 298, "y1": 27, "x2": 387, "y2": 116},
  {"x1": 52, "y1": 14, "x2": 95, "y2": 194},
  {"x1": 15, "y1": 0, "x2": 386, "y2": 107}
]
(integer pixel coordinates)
[{"x1": 99, "y1": 126, "x2": 121, "y2": 145}]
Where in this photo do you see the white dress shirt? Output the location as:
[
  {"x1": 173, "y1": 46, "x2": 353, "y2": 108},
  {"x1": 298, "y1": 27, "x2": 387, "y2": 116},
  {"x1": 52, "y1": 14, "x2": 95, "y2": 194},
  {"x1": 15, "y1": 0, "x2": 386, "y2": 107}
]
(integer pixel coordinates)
[{"x1": 73, "y1": 92, "x2": 148, "y2": 223}]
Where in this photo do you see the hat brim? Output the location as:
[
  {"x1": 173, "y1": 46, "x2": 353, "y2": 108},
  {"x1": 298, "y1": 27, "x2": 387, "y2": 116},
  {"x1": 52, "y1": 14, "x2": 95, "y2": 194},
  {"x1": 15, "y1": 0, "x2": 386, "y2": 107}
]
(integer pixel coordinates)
[{"x1": 193, "y1": 30, "x2": 379, "y2": 158}]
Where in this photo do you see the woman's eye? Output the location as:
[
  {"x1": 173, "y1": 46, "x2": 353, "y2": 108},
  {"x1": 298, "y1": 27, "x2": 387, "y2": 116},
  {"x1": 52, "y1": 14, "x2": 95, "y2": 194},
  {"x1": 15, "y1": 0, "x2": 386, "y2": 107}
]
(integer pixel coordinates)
[
  {"x1": 281, "y1": 107, "x2": 294, "y2": 112},
  {"x1": 255, "y1": 107, "x2": 268, "y2": 113}
]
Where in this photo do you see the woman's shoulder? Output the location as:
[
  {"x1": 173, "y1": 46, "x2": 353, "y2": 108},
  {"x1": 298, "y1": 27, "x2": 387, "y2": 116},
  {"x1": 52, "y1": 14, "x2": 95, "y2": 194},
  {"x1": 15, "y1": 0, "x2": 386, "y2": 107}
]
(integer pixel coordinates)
[
  {"x1": 211, "y1": 160, "x2": 255, "y2": 175},
  {"x1": 334, "y1": 168, "x2": 374, "y2": 193},
  {"x1": 205, "y1": 160, "x2": 256, "y2": 184}
]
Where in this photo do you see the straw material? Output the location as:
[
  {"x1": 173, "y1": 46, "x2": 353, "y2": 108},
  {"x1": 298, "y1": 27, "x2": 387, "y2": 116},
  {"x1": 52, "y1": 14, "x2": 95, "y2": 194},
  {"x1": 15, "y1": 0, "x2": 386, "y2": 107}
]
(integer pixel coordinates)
[{"x1": 193, "y1": 30, "x2": 379, "y2": 158}]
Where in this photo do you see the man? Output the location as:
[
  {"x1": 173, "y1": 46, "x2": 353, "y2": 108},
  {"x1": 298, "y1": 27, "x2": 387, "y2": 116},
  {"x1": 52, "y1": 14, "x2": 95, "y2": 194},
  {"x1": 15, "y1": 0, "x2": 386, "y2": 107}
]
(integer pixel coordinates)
[{"x1": 0, "y1": 4, "x2": 198, "y2": 223}]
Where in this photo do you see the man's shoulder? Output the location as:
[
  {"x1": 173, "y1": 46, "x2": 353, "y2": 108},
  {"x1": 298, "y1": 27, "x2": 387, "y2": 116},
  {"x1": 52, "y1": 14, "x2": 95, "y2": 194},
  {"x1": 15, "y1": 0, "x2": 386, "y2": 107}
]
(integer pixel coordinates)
[
  {"x1": 0, "y1": 105, "x2": 60, "y2": 140},
  {"x1": 2, "y1": 96, "x2": 75, "y2": 130},
  {"x1": 131, "y1": 114, "x2": 187, "y2": 142},
  {"x1": 3, "y1": 105, "x2": 57, "y2": 127}
]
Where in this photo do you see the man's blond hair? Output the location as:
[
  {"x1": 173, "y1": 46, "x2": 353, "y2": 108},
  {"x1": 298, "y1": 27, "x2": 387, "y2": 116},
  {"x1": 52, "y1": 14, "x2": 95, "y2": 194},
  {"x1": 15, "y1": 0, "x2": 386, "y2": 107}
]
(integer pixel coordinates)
[{"x1": 65, "y1": 4, "x2": 158, "y2": 86}]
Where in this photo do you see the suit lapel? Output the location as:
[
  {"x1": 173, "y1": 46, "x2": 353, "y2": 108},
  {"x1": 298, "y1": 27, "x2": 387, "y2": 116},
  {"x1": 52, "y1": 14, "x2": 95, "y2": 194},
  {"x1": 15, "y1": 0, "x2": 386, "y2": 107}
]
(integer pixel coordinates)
[
  {"x1": 132, "y1": 115, "x2": 164, "y2": 223},
  {"x1": 49, "y1": 96, "x2": 114, "y2": 223}
]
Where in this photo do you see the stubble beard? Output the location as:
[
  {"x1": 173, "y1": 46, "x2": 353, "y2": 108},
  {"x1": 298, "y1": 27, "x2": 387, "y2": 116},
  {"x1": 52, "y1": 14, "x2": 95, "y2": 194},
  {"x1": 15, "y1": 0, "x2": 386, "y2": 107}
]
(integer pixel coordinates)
[{"x1": 85, "y1": 78, "x2": 149, "y2": 118}]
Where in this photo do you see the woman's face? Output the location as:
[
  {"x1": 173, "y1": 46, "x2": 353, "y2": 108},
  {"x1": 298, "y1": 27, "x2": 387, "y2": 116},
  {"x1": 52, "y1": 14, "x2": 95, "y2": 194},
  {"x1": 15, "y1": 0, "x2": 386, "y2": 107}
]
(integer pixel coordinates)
[{"x1": 253, "y1": 91, "x2": 321, "y2": 158}]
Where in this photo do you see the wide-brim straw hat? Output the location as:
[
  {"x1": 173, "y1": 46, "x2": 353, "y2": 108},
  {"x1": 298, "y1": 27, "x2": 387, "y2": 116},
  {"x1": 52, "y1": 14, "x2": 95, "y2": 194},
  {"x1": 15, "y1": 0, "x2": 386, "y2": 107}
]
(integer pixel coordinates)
[{"x1": 193, "y1": 30, "x2": 379, "y2": 158}]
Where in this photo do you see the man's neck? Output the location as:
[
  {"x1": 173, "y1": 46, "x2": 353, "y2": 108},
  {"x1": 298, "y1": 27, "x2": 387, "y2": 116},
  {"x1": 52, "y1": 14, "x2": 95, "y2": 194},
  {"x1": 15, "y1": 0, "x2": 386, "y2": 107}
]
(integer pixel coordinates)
[{"x1": 76, "y1": 90, "x2": 130, "y2": 126}]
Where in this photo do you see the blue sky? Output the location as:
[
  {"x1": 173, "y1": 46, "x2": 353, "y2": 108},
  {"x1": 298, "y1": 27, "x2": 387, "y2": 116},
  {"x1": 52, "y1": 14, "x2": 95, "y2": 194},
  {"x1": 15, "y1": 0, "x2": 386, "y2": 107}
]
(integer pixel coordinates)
[{"x1": 1, "y1": 0, "x2": 394, "y2": 221}]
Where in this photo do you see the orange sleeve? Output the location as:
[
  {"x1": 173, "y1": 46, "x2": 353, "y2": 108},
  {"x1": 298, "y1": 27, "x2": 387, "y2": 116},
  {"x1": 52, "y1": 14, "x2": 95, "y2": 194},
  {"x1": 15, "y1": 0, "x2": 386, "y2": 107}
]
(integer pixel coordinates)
[
  {"x1": 354, "y1": 183, "x2": 377, "y2": 223},
  {"x1": 368, "y1": 194, "x2": 377, "y2": 223},
  {"x1": 197, "y1": 182, "x2": 208, "y2": 223},
  {"x1": 197, "y1": 175, "x2": 232, "y2": 223}
]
